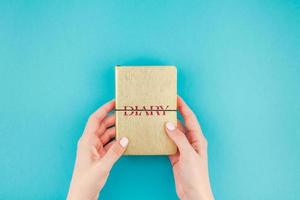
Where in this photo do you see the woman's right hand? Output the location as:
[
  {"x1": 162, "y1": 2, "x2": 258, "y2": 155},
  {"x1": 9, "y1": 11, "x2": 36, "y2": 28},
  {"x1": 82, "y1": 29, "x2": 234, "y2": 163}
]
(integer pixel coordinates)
[{"x1": 165, "y1": 96, "x2": 214, "y2": 200}]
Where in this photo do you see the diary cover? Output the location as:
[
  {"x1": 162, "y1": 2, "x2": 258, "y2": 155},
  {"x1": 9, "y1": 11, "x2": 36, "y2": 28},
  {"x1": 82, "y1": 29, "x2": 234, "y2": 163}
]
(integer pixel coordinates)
[{"x1": 115, "y1": 66, "x2": 177, "y2": 155}]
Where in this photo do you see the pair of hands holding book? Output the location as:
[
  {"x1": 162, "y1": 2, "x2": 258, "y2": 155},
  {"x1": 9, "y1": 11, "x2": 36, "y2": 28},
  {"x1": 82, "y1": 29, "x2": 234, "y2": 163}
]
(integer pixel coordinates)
[{"x1": 67, "y1": 97, "x2": 214, "y2": 200}]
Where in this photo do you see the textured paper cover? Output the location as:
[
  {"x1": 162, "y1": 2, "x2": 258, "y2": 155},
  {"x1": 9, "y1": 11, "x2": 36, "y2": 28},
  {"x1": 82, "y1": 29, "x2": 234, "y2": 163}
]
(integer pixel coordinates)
[{"x1": 115, "y1": 66, "x2": 177, "y2": 155}]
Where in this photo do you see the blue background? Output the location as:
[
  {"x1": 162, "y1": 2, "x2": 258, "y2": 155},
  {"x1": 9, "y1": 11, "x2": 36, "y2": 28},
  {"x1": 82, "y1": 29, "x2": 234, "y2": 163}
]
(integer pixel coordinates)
[{"x1": 0, "y1": 0, "x2": 300, "y2": 199}]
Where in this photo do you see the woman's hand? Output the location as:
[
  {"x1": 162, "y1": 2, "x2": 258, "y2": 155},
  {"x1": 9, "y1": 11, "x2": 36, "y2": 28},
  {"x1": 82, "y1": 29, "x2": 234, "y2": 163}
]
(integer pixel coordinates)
[
  {"x1": 67, "y1": 100, "x2": 128, "y2": 200},
  {"x1": 165, "y1": 97, "x2": 214, "y2": 200}
]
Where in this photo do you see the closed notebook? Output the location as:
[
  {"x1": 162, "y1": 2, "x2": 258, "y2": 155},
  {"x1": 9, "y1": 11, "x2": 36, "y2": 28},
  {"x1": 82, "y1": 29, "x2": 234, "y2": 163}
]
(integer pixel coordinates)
[{"x1": 115, "y1": 66, "x2": 177, "y2": 155}]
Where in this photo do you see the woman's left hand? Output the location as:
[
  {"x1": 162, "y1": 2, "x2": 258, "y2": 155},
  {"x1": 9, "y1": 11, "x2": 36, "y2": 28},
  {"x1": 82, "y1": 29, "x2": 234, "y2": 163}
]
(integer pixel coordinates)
[{"x1": 67, "y1": 100, "x2": 129, "y2": 200}]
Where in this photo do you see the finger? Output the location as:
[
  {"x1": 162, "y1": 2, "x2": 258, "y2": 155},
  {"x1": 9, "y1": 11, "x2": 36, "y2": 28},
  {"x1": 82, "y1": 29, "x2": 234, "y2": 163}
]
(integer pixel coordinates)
[
  {"x1": 104, "y1": 140, "x2": 116, "y2": 151},
  {"x1": 165, "y1": 122, "x2": 193, "y2": 153},
  {"x1": 178, "y1": 120, "x2": 195, "y2": 145},
  {"x1": 91, "y1": 100, "x2": 115, "y2": 122},
  {"x1": 85, "y1": 100, "x2": 115, "y2": 135},
  {"x1": 169, "y1": 120, "x2": 181, "y2": 166},
  {"x1": 97, "y1": 144, "x2": 107, "y2": 158},
  {"x1": 92, "y1": 146, "x2": 101, "y2": 159},
  {"x1": 178, "y1": 96, "x2": 208, "y2": 155},
  {"x1": 99, "y1": 137, "x2": 129, "y2": 170},
  {"x1": 102, "y1": 114, "x2": 115, "y2": 128},
  {"x1": 177, "y1": 96, "x2": 201, "y2": 132},
  {"x1": 177, "y1": 120, "x2": 187, "y2": 133},
  {"x1": 191, "y1": 141, "x2": 204, "y2": 155},
  {"x1": 100, "y1": 127, "x2": 116, "y2": 145},
  {"x1": 96, "y1": 114, "x2": 116, "y2": 136},
  {"x1": 178, "y1": 119, "x2": 196, "y2": 144},
  {"x1": 169, "y1": 151, "x2": 179, "y2": 166},
  {"x1": 177, "y1": 96, "x2": 203, "y2": 141}
]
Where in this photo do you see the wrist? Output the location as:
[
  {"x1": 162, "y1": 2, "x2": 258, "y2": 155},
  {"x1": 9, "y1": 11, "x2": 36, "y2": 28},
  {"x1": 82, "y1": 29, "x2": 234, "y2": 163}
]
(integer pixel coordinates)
[
  {"x1": 181, "y1": 188, "x2": 214, "y2": 200},
  {"x1": 67, "y1": 183, "x2": 99, "y2": 200}
]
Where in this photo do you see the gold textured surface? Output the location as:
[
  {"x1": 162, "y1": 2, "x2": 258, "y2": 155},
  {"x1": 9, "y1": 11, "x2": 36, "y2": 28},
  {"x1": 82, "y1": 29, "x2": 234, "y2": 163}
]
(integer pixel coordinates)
[{"x1": 115, "y1": 66, "x2": 177, "y2": 155}]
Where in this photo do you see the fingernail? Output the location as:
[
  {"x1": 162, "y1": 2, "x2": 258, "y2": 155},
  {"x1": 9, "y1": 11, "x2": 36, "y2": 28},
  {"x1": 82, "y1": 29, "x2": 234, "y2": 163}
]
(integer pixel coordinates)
[
  {"x1": 120, "y1": 137, "x2": 129, "y2": 147},
  {"x1": 166, "y1": 122, "x2": 176, "y2": 131}
]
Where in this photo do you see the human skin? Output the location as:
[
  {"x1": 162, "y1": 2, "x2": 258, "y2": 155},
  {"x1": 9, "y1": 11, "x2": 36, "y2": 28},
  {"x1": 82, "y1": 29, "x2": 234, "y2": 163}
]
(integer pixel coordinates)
[
  {"x1": 67, "y1": 100, "x2": 129, "y2": 200},
  {"x1": 165, "y1": 96, "x2": 214, "y2": 200},
  {"x1": 67, "y1": 97, "x2": 214, "y2": 200}
]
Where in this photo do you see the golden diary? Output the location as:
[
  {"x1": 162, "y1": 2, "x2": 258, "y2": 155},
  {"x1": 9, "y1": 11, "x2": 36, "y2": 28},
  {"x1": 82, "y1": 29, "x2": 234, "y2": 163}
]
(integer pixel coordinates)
[{"x1": 115, "y1": 66, "x2": 177, "y2": 155}]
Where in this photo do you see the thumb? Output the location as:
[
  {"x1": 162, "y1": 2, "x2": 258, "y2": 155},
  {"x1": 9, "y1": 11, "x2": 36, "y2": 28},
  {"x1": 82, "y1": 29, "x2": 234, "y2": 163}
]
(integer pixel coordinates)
[
  {"x1": 165, "y1": 122, "x2": 192, "y2": 153},
  {"x1": 100, "y1": 137, "x2": 129, "y2": 170}
]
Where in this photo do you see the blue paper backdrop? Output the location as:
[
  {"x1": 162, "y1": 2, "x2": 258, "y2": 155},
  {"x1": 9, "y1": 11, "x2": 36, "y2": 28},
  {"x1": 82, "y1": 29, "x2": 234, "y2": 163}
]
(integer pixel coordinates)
[{"x1": 0, "y1": 0, "x2": 300, "y2": 199}]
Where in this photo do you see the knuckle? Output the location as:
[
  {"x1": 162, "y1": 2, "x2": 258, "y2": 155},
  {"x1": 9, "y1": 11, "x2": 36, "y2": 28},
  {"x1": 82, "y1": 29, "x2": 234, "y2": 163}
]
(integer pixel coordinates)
[
  {"x1": 111, "y1": 145, "x2": 122, "y2": 157},
  {"x1": 102, "y1": 119, "x2": 107, "y2": 127}
]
